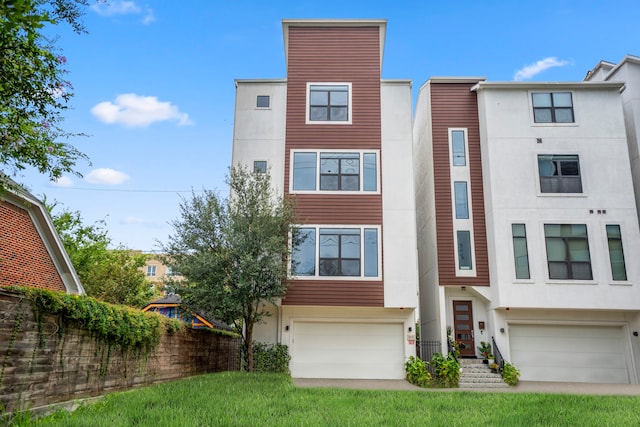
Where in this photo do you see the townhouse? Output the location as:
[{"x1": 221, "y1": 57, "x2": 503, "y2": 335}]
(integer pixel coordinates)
[
  {"x1": 231, "y1": 19, "x2": 419, "y2": 380},
  {"x1": 413, "y1": 77, "x2": 640, "y2": 383}
]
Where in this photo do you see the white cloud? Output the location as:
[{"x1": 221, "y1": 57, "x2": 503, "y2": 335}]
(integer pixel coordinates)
[
  {"x1": 85, "y1": 168, "x2": 130, "y2": 185},
  {"x1": 91, "y1": 93, "x2": 193, "y2": 128},
  {"x1": 51, "y1": 176, "x2": 74, "y2": 188},
  {"x1": 513, "y1": 57, "x2": 570, "y2": 81},
  {"x1": 91, "y1": 1, "x2": 155, "y2": 24},
  {"x1": 91, "y1": 1, "x2": 141, "y2": 16},
  {"x1": 120, "y1": 217, "x2": 164, "y2": 228}
]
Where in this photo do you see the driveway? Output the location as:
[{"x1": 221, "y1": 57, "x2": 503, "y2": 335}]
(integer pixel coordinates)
[{"x1": 293, "y1": 378, "x2": 640, "y2": 395}]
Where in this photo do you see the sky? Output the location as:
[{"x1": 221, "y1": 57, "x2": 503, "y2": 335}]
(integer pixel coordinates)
[{"x1": 15, "y1": 0, "x2": 640, "y2": 252}]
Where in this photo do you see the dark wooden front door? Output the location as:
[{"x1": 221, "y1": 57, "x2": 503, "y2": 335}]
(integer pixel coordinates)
[{"x1": 453, "y1": 300, "x2": 475, "y2": 357}]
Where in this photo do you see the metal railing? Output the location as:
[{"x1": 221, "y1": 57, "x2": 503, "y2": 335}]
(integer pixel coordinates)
[{"x1": 491, "y1": 336, "x2": 505, "y2": 370}]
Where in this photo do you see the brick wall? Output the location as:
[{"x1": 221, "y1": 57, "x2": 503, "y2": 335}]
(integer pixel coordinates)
[
  {"x1": 0, "y1": 201, "x2": 66, "y2": 292},
  {"x1": 0, "y1": 291, "x2": 241, "y2": 414}
]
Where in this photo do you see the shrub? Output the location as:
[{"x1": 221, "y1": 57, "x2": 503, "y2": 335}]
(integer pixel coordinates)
[
  {"x1": 404, "y1": 356, "x2": 431, "y2": 387},
  {"x1": 252, "y1": 342, "x2": 291, "y2": 373},
  {"x1": 430, "y1": 352, "x2": 460, "y2": 388},
  {"x1": 501, "y1": 362, "x2": 521, "y2": 386}
]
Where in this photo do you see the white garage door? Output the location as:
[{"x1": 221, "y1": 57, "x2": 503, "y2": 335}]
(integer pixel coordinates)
[
  {"x1": 291, "y1": 322, "x2": 404, "y2": 379},
  {"x1": 510, "y1": 324, "x2": 630, "y2": 384}
]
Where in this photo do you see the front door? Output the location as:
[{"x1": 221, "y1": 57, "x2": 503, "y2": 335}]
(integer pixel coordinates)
[{"x1": 453, "y1": 300, "x2": 475, "y2": 357}]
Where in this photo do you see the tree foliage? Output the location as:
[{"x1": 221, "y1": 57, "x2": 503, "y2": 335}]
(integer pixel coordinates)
[
  {"x1": 1, "y1": 0, "x2": 89, "y2": 190},
  {"x1": 161, "y1": 166, "x2": 299, "y2": 371},
  {"x1": 48, "y1": 202, "x2": 156, "y2": 308}
]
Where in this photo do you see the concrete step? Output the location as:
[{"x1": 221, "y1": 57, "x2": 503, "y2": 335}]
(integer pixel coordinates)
[{"x1": 459, "y1": 381, "x2": 510, "y2": 389}]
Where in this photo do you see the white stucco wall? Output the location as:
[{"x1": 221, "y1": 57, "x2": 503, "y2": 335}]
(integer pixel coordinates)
[
  {"x1": 475, "y1": 83, "x2": 640, "y2": 311},
  {"x1": 232, "y1": 80, "x2": 287, "y2": 194},
  {"x1": 381, "y1": 81, "x2": 419, "y2": 309}
]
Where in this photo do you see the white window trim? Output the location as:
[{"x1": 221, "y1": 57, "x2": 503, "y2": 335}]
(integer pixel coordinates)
[
  {"x1": 448, "y1": 128, "x2": 469, "y2": 169},
  {"x1": 289, "y1": 149, "x2": 381, "y2": 195},
  {"x1": 535, "y1": 151, "x2": 588, "y2": 197},
  {"x1": 289, "y1": 224, "x2": 382, "y2": 281},
  {"x1": 306, "y1": 82, "x2": 353, "y2": 125},
  {"x1": 528, "y1": 90, "x2": 579, "y2": 127},
  {"x1": 509, "y1": 222, "x2": 534, "y2": 283}
]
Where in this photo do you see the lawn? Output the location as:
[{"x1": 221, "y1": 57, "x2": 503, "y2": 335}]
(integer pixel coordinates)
[{"x1": 32, "y1": 372, "x2": 640, "y2": 427}]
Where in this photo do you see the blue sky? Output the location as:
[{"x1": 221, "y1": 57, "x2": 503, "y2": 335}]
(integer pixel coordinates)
[{"x1": 17, "y1": 0, "x2": 640, "y2": 251}]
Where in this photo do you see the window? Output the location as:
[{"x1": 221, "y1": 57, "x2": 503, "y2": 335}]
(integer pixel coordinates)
[
  {"x1": 532, "y1": 92, "x2": 574, "y2": 123},
  {"x1": 291, "y1": 226, "x2": 379, "y2": 278},
  {"x1": 606, "y1": 225, "x2": 627, "y2": 281},
  {"x1": 454, "y1": 181, "x2": 469, "y2": 219},
  {"x1": 451, "y1": 130, "x2": 466, "y2": 166},
  {"x1": 544, "y1": 224, "x2": 592, "y2": 280},
  {"x1": 256, "y1": 95, "x2": 270, "y2": 108},
  {"x1": 512, "y1": 224, "x2": 530, "y2": 279},
  {"x1": 146, "y1": 265, "x2": 156, "y2": 277},
  {"x1": 457, "y1": 231, "x2": 472, "y2": 270},
  {"x1": 538, "y1": 154, "x2": 582, "y2": 193},
  {"x1": 253, "y1": 160, "x2": 267, "y2": 174},
  {"x1": 291, "y1": 151, "x2": 378, "y2": 193},
  {"x1": 307, "y1": 84, "x2": 351, "y2": 123}
]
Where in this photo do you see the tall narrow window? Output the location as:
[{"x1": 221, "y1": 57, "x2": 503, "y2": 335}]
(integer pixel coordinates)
[
  {"x1": 451, "y1": 130, "x2": 466, "y2": 166},
  {"x1": 146, "y1": 265, "x2": 156, "y2": 277},
  {"x1": 363, "y1": 228, "x2": 378, "y2": 277},
  {"x1": 292, "y1": 228, "x2": 316, "y2": 276},
  {"x1": 606, "y1": 225, "x2": 627, "y2": 281},
  {"x1": 457, "y1": 231, "x2": 472, "y2": 270},
  {"x1": 512, "y1": 224, "x2": 530, "y2": 279},
  {"x1": 454, "y1": 181, "x2": 469, "y2": 219},
  {"x1": 363, "y1": 153, "x2": 377, "y2": 191},
  {"x1": 292, "y1": 152, "x2": 317, "y2": 190},
  {"x1": 544, "y1": 224, "x2": 592, "y2": 280}
]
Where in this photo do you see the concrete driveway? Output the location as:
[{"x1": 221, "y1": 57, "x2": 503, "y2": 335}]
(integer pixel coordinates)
[{"x1": 293, "y1": 378, "x2": 640, "y2": 395}]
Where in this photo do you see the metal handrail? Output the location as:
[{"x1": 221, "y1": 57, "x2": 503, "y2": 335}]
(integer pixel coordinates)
[{"x1": 491, "y1": 336, "x2": 505, "y2": 370}]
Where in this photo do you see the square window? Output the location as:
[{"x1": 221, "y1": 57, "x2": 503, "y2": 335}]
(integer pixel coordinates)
[
  {"x1": 538, "y1": 154, "x2": 582, "y2": 193},
  {"x1": 532, "y1": 92, "x2": 574, "y2": 123},
  {"x1": 253, "y1": 160, "x2": 267, "y2": 174},
  {"x1": 307, "y1": 84, "x2": 351, "y2": 123},
  {"x1": 256, "y1": 95, "x2": 270, "y2": 108},
  {"x1": 544, "y1": 224, "x2": 592, "y2": 280}
]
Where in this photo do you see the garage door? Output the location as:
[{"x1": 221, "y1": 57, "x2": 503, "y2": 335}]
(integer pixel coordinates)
[
  {"x1": 291, "y1": 322, "x2": 404, "y2": 379},
  {"x1": 510, "y1": 324, "x2": 630, "y2": 383}
]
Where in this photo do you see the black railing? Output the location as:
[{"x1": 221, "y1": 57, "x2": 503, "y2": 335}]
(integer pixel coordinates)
[
  {"x1": 491, "y1": 336, "x2": 505, "y2": 370},
  {"x1": 416, "y1": 340, "x2": 442, "y2": 374}
]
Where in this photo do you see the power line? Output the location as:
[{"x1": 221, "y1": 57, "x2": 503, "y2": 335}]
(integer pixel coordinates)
[{"x1": 52, "y1": 187, "x2": 208, "y2": 194}]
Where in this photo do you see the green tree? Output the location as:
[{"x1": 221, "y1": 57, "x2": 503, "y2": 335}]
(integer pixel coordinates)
[
  {"x1": 48, "y1": 202, "x2": 156, "y2": 308},
  {"x1": 161, "y1": 166, "x2": 299, "y2": 371},
  {"x1": 1, "y1": 0, "x2": 89, "y2": 190}
]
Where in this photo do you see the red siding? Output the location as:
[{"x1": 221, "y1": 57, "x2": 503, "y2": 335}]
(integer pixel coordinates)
[
  {"x1": 0, "y1": 201, "x2": 66, "y2": 292},
  {"x1": 431, "y1": 82, "x2": 490, "y2": 286},
  {"x1": 284, "y1": 25, "x2": 384, "y2": 306}
]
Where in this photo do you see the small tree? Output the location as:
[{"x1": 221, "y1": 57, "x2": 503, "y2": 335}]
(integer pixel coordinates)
[
  {"x1": 48, "y1": 202, "x2": 155, "y2": 307},
  {"x1": 161, "y1": 165, "x2": 298, "y2": 371},
  {"x1": 1, "y1": 0, "x2": 90, "y2": 190}
]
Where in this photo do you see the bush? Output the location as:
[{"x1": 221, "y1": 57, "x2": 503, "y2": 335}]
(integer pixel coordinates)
[
  {"x1": 430, "y1": 352, "x2": 460, "y2": 388},
  {"x1": 405, "y1": 356, "x2": 431, "y2": 387},
  {"x1": 501, "y1": 362, "x2": 520, "y2": 386},
  {"x1": 252, "y1": 342, "x2": 291, "y2": 373}
]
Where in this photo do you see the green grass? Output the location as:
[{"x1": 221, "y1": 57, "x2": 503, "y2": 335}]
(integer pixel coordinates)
[{"x1": 32, "y1": 372, "x2": 640, "y2": 427}]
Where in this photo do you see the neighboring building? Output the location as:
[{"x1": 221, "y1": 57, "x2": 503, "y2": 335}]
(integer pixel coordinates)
[
  {"x1": 0, "y1": 182, "x2": 84, "y2": 294},
  {"x1": 142, "y1": 295, "x2": 233, "y2": 331},
  {"x1": 585, "y1": 55, "x2": 640, "y2": 221},
  {"x1": 141, "y1": 254, "x2": 183, "y2": 286},
  {"x1": 414, "y1": 78, "x2": 640, "y2": 383},
  {"x1": 232, "y1": 19, "x2": 419, "y2": 379}
]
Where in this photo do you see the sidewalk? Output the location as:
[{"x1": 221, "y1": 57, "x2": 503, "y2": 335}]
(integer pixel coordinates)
[{"x1": 292, "y1": 378, "x2": 640, "y2": 395}]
